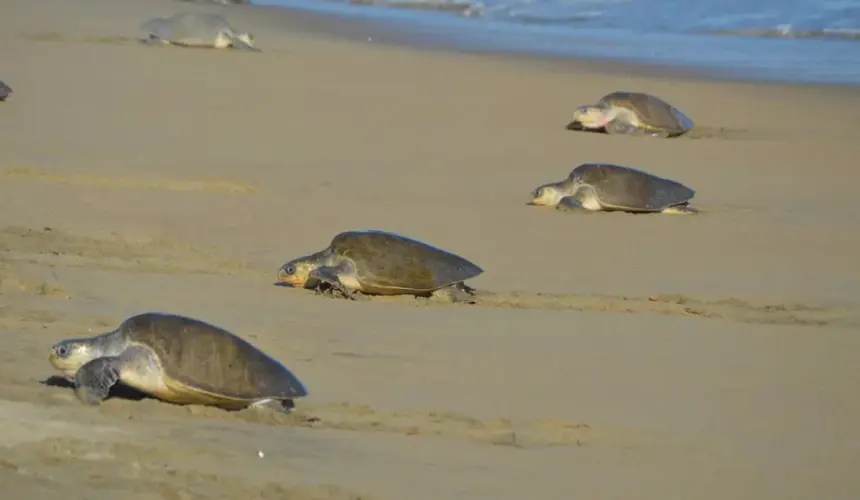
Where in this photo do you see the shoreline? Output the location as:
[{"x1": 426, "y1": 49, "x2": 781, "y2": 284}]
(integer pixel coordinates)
[{"x1": 252, "y1": 0, "x2": 860, "y2": 86}]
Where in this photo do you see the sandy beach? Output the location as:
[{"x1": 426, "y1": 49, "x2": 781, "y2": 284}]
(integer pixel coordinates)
[{"x1": 2, "y1": 0, "x2": 860, "y2": 498}]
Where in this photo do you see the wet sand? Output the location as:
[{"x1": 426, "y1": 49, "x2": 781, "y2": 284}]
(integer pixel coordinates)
[{"x1": 2, "y1": 0, "x2": 860, "y2": 498}]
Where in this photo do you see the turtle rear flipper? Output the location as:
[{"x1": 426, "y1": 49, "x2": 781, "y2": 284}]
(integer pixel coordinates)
[
  {"x1": 139, "y1": 34, "x2": 167, "y2": 46},
  {"x1": 661, "y1": 203, "x2": 700, "y2": 215},
  {"x1": 230, "y1": 33, "x2": 261, "y2": 52},
  {"x1": 430, "y1": 282, "x2": 478, "y2": 304},
  {"x1": 248, "y1": 398, "x2": 296, "y2": 414}
]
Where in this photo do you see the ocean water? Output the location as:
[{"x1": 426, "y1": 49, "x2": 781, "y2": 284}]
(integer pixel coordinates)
[{"x1": 260, "y1": 0, "x2": 860, "y2": 84}]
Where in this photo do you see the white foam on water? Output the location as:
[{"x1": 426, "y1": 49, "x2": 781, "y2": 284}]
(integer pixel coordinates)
[{"x1": 261, "y1": 0, "x2": 860, "y2": 84}]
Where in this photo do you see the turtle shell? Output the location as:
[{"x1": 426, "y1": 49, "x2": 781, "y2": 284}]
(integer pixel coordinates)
[
  {"x1": 569, "y1": 163, "x2": 695, "y2": 212},
  {"x1": 600, "y1": 92, "x2": 695, "y2": 137},
  {"x1": 0, "y1": 81, "x2": 10, "y2": 101},
  {"x1": 141, "y1": 12, "x2": 238, "y2": 47},
  {"x1": 328, "y1": 230, "x2": 483, "y2": 294},
  {"x1": 121, "y1": 313, "x2": 306, "y2": 402}
]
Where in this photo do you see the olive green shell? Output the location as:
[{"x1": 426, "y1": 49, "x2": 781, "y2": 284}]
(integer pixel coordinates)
[
  {"x1": 327, "y1": 230, "x2": 483, "y2": 294},
  {"x1": 120, "y1": 313, "x2": 306, "y2": 401},
  {"x1": 600, "y1": 91, "x2": 695, "y2": 136},
  {"x1": 569, "y1": 163, "x2": 695, "y2": 212}
]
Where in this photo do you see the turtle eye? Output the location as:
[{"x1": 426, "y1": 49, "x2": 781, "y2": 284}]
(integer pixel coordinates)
[
  {"x1": 284, "y1": 265, "x2": 296, "y2": 275},
  {"x1": 54, "y1": 344, "x2": 69, "y2": 358}
]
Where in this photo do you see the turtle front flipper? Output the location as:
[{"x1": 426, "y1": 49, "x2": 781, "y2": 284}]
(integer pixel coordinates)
[
  {"x1": 556, "y1": 196, "x2": 598, "y2": 214},
  {"x1": 74, "y1": 357, "x2": 122, "y2": 405},
  {"x1": 604, "y1": 118, "x2": 639, "y2": 136},
  {"x1": 565, "y1": 120, "x2": 585, "y2": 131},
  {"x1": 308, "y1": 262, "x2": 362, "y2": 300}
]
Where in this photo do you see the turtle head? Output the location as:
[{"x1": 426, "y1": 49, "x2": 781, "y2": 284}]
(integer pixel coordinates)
[
  {"x1": 277, "y1": 257, "x2": 318, "y2": 288},
  {"x1": 528, "y1": 182, "x2": 568, "y2": 207},
  {"x1": 49, "y1": 338, "x2": 103, "y2": 379},
  {"x1": 567, "y1": 104, "x2": 614, "y2": 130}
]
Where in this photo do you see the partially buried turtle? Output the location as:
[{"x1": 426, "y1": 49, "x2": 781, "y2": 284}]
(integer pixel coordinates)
[
  {"x1": 529, "y1": 163, "x2": 698, "y2": 215},
  {"x1": 0, "y1": 81, "x2": 11, "y2": 101},
  {"x1": 277, "y1": 230, "x2": 483, "y2": 303},
  {"x1": 140, "y1": 12, "x2": 260, "y2": 51},
  {"x1": 49, "y1": 312, "x2": 307, "y2": 411},
  {"x1": 566, "y1": 91, "x2": 695, "y2": 138}
]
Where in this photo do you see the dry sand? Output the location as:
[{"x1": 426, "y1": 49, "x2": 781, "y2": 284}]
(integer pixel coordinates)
[{"x1": 2, "y1": 0, "x2": 860, "y2": 498}]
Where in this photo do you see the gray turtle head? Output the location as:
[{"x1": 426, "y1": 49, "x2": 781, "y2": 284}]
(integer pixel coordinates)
[
  {"x1": 529, "y1": 180, "x2": 578, "y2": 207},
  {"x1": 49, "y1": 337, "x2": 107, "y2": 379},
  {"x1": 567, "y1": 104, "x2": 617, "y2": 130}
]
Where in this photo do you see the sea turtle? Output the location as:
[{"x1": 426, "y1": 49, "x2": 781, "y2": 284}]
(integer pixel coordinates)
[
  {"x1": 277, "y1": 230, "x2": 483, "y2": 302},
  {"x1": 0, "y1": 81, "x2": 11, "y2": 101},
  {"x1": 48, "y1": 312, "x2": 307, "y2": 411},
  {"x1": 140, "y1": 12, "x2": 260, "y2": 51},
  {"x1": 566, "y1": 91, "x2": 695, "y2": 138},
  {"x1": 529, "y1": 163, "x2": 698, "y2": 215}
]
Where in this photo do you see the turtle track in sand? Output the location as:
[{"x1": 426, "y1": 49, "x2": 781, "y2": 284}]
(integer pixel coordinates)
[
  {"x1": 187, "y1": 401, "x2": 602, "y2": 449},
  {"x1": 0, "y1": 304, "x2": 608, "y2": 452},
  {"x1": 314, "y1": 288, "x2": 858, "y2": 328},
  {"x1": 1, "y1": 379, "x2": 606, "y2": 450},
  {"x1": 682, "y1": 125, "x2": 758, "y2": 140},
  {"x1": 0, "y1": 307, "x2": 616, "y2": 453},
  {"x1": 472, "y1": 291, "x2": 857, "y2": 327},
  {"x1": 0, "y1": 400, "x2": 374, "y2": 500},
  {"x1": 13, "y1": 31, "x2": 283, "y2": 53},
  {"x1": 3, "y1": 224, "x2": 853, "y2": 328}
]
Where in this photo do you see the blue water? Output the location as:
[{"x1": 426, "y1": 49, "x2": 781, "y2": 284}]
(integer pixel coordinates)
[{"x1": 261, "y1": 0, "x2": 860, "y2": 84}]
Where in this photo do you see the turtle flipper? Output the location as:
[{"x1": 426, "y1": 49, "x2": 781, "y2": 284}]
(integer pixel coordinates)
[
  {"x1": 661, "y1": 203, "x2": 700, "y2": 215},
  {"x1": 248, "y1": 398, "x2": 296, "y2": 414},
  {"x1": 308, "y1": 263, "x2": 361, "y2": 300},
  {"x1": 646, "y1": 130, "x2": 672, "y2": 138},
  {"x1": 139, "y1": 35, "x2": 168, "y2": 46},
  {"x1": 565, "y1": 120, "x2": 585, "y2": 131},
  {"x1": 230, "y1": 33, "x2": 261, "y2": 52},
  {"x1": 74, "y1": 357, "x2": 122, "y2": 405},
  {"x1": 604, "y1": 118, "x2": 637, "y2": 135},
  {"x1": 556, "y1": 196, "x2": 597, "y2": 214},
  {"x1": 606, "y1": 119, "x2": 670, "y2": 137},
  {"x1": 431, "y1": 282, "x2": 477, "y2": 304}
]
